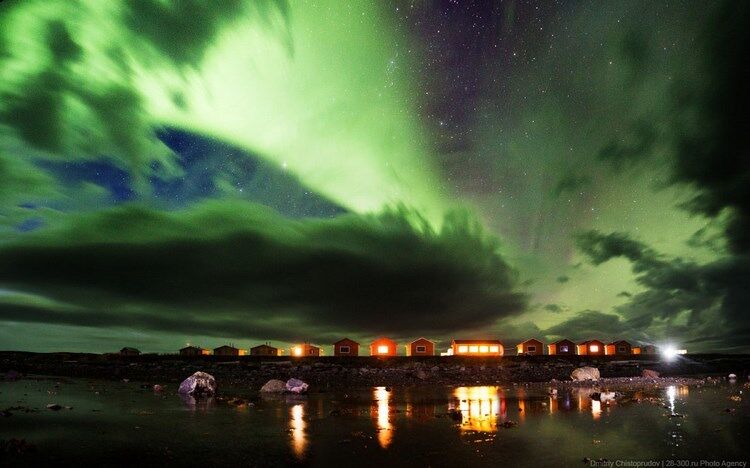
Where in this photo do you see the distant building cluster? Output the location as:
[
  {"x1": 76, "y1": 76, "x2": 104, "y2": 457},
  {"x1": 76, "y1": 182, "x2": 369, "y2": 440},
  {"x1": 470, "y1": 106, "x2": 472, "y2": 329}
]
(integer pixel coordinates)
[{"x1": 119, "y1": 338, "x2": 661, "y2": 357}]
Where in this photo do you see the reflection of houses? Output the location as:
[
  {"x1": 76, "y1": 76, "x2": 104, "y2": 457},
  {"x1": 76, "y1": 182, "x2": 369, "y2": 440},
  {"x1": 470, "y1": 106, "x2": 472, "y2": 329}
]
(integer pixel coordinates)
[
  {"x1": 576, "y1": 340, "x2": 604, "y2": 356},
  {"x1": 548, "y1": 339, "x2": 575, "y2": 355},
  {"x1": 250, "y1": 344, "x2": 281, "y2": 356},
  {"x1": 406, "y1": 338, "x2": 435, "y2": 356},
  {"x1": 291, "y1": 343, "x2": 321, "y2": 357},
  {"x1": 605, "y1": 340, "x2": 632, "y2": 356},
  {"x1": 119, "y1": 347, "x2": 141, "y2": 356},
  {"x1": 333, "y1": 338, "x2": 359, "y2": 356},
  {"x1": 450, "y1": 386, "x2": 505, "y2": 432},
  {"x1": 370, "y1": 337, "x2": 397, "y2": 356},
  {"x1": 516, "y1": 338, "x2": 544, "y2": 355},
  {"x1": 179, "y1": 345, "x2": 209, "y2": 356},
  {"x1": 214, "y1": 345, "x2": 246, "y2": 356},
  {"x1": 451, "y1": 339, "x2": 503, "y2": 356}
]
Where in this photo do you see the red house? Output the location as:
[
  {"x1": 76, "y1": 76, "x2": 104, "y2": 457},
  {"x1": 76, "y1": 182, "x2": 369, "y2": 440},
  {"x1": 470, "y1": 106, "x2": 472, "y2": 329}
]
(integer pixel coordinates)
[
  {"x1": 406, "y1": 338, "x2": 435, "y2": 356},
  {"x1": 605, "y1": 340, "x2": 632, "y2": 356},
  {"x1": 291, "y1": 343, "x2": 321, "y2": 357},
  {"x1": 548, "y1": 339, "x2": 575, "y2": 355},
  {"x1": 576, "y1": 340, "x2": 605, "y2": 356},
  {"x1": 370, "y1": 337, "x2": 397, "y2": 356},
  {"x1": 516, "y1": 338, "x2": 544, "y2": 355},
  {"x1": 333, "y1": 338, "x2": 359, "y2": 356}
]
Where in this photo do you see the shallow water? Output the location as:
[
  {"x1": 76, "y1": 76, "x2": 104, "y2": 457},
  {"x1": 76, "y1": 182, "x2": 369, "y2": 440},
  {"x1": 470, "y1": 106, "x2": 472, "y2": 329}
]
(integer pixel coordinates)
[{"x1": 1, "y1": 378, "x2": 748, "y2": 466}]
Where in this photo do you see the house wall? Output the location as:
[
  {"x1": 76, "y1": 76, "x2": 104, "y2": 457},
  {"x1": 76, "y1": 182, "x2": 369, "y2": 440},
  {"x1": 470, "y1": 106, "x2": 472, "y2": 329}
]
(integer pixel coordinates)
[
  {"x1": 370, "y1": 338, "x2": 397, "y2": 356},
  {"x1": 334, "y1": 340, "x2": 360, "y2": 356},
  {"x1": 451, "y1": 342, "x2": 504, "y2": 356},
  {"x1": 407, "y1": 339, "x2": 435, "y2": 356}
]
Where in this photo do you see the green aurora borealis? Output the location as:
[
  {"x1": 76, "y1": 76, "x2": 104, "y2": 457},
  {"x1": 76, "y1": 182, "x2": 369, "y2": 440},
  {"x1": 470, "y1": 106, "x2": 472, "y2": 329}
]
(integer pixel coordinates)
[{"x1": 0, "y1": 0, "x2": 748, "y2": 353}]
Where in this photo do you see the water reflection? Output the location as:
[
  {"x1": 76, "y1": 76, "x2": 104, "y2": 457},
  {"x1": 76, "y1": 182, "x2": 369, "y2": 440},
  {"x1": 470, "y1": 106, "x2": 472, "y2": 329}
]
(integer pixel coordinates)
[
  {"x1": 290, "y1": 403, "x2": 306, "y2": 459},
  {"x1": 179, "y1": 394, "x2": 216, "y2": 413},
  {"x1": 372, "y1": 387, "x2": 393, "y2": 448},
  {"x1": 450, "y1": 386, "x2": 504, "y2": 432}
]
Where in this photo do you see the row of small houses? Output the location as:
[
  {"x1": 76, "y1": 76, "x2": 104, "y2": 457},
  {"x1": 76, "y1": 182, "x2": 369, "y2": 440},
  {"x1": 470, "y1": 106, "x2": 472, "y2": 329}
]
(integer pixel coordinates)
[{"x1": 118, "y1": 338, "x2": 660, "y2": 357}]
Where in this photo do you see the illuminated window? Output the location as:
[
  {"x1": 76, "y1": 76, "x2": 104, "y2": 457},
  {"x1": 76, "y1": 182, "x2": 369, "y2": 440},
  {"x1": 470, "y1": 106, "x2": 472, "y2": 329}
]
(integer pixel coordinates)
[
  {"x1": 293, "y1": 347, "x2": 302, "y2": 356},
  {"x1": 339, "y1": 346, "x2": 350, "y2": 354},
  {"x1": 308, "y1": 349, "x2": 316, "y2": 355},
  {"x1": 560, "y1": 345, "x2": 568, "y2": 353},
  {"x1": 416, "y1": 345, "x2": 426, "y2": 353},
  {"x1": 479, "y1": 345, "x2": 489, "y2": 353},
  {"x1": 457, "y1": 345, "x2": 467, "y2": 353},
  {"x1": 469, "y1": 345, "x2": 479, "y2": 353},
  {"x1": 489, "y1": 346, "x2": 499, "y2": 353},
  {"x1": 377, "y1": 345, "x2": 389, "y2": 354},
  {"x1": 590, "y1": 345, "x2": 599, "y2": 352}
]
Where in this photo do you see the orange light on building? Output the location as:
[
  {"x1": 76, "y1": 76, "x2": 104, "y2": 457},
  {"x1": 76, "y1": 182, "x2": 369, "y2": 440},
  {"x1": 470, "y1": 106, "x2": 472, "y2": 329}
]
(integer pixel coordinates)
[
  {"x1": 590, "y1": 345, "x2": 599, "y2": 353},
  {"x1": 377, "y1": 345, "x2": 389, "y2": 354},
  {"x1": 451, "y1": 340, "x2": 504, "y2": 356},
  {"x1": 293, "y1": 347, "x2": 302, "y2": 356}
]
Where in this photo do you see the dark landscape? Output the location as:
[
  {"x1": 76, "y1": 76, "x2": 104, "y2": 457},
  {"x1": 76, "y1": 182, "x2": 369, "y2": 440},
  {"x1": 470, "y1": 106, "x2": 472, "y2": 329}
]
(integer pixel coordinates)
[{"x1": 3, "y1": 352, "x2": 749, "y2": 389}]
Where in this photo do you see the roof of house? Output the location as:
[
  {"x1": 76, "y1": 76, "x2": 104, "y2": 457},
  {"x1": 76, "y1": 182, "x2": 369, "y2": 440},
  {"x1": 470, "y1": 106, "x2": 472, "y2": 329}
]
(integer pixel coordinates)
[
  {"x1": 214, "y1": 345, "x2": 238, "y2": 350},
  {"x1": 334, "y1": 338, "x2": 359, "y2": 345},
  {"x1": 452, "y1": 339, "x2": 503, "y2": 345},
  {"x1": 578, "y1": 340, "x2": 603, "y2": 345},
  {"x1": 607, "y1": 340, "x2": 631, "y2": 346},
  {"x1": 552, "y1": 339, "x2": 575, "y2": 344},
  {"x1": 251, "y1": 344, "x2": 277, "y2": 350},
  {"x1": 518, "y1": 338, "x2": 543, "y2": 345},
  {"x1": 410, "y1": 337, "x2": 434, "y2": 344},
  {"x1": 180, "y1": 345, "x2": 205, "y2": 351},
  {"x1": 371, "y1": 337, "x2": 396, "y2": 343},
  {"x1": 120, "y1": 347, "x2": 140, "y2": 352}
]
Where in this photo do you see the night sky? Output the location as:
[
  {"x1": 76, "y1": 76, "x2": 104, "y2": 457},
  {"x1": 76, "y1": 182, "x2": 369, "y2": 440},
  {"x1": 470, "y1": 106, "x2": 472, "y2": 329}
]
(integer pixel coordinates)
[{"x1": 0, "y1": 0, "x2": 748, "y2": 354}]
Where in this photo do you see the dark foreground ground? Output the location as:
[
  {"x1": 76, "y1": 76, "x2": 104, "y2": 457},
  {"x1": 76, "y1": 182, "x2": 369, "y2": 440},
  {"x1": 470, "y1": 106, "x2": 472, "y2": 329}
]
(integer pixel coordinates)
[{"x1": 1, "y1": 352, "x2": 749, "y2": 390}]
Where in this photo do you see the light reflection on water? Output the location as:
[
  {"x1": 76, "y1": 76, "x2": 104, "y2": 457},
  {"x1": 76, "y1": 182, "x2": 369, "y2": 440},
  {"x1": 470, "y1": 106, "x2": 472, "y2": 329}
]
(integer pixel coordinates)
[
  {"x1": 290, "y1": 403, "x2": 306, "y2": 459},
  {"x1": 0, "y1": 379, "x2": 735, "y2": 465},
  {"x1": 372, "y1": 386, "x2": 393, "y2": 448},
  {"x1": 451, "y1": 386, "x2": 503, "y2": 432}
]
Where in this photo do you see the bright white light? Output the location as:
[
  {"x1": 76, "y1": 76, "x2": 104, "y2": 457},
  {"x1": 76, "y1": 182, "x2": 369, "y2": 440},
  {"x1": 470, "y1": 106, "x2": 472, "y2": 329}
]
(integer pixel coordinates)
[
  {"x1": 377, "y1": 345, "x2": 389, "y2": 354},
  {"x1": 662, "y1": 346, "x2": 679, "y2": 361}
]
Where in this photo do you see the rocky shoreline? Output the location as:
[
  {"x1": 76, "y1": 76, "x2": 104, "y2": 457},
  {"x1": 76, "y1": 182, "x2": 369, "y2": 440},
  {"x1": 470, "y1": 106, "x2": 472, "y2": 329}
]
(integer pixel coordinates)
[{"x1": 2, "y1": 352, "x2": 748, "y2": 391}]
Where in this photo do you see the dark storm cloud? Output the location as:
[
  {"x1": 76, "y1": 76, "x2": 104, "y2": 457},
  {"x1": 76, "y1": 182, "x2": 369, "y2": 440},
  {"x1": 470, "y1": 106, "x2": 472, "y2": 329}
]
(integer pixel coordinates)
[
  {"x1": 0, "y1": 201, "x2": 526, "y2": 340},
  {"x1": 599, "y1": 1, "x2": 750, "y2": 253},
  {"x1": 125, "y1": 0, "x2": 290, "y2": 65},
  {"x1": 543, "y1": 310, "x2": 631, "y2": 340},
  {"x1": 575, "y1": 230, "x2": 750, "y2": 350},
  {"x1": 552, "y1": 174, "x2": 591, "y2": 198},
  {"x1": 0, "y1": 0, "x2": 290, "y2": 186}
]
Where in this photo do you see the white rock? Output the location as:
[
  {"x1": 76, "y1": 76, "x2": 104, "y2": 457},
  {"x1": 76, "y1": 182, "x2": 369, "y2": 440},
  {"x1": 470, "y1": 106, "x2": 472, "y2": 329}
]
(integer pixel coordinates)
[
  {"x1": 571, "y1": 366, "x2": 600, "y2": 381},
  {"x1": 729, "y1": 373, "x2": 737, "y2": 380},
  {"x1": 178, "y1": 371, "x2": 216, "y2": 397},
  {"x1": 260, "y1": 379, "x2": 287, "y2": 393},
  {"x1": 286, "y1": 378, "x2": 309, "y2": 394}
]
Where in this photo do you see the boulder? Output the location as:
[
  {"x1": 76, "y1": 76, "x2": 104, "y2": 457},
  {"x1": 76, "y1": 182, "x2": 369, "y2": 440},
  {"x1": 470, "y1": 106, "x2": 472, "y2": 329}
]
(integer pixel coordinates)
[
  {"x1": 286, "y1": 378, "x2": 309, "y2": 394},
  {"x1": 642, "y1": 369, "x2": 660, "y2": 379},
  {"x1": 260, "y1": 379, "x2": 287, "y2": 393},
  {"x1": 571, "y1": 366, "x2": 600, "y2": 381},
  {"x1": 178, "y1": 371, "x2": 216, "y2": 397}
]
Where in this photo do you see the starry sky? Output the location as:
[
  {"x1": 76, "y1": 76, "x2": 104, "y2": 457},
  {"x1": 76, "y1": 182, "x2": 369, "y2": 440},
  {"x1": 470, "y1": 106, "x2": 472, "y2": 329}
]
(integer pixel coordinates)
[{"x1": 0, "y1": 0, "x2": 748, "y2": 354}]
